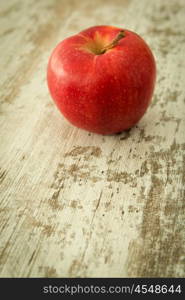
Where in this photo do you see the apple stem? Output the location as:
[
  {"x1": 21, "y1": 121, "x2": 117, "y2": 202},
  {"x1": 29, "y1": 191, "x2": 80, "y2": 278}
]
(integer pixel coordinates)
[{"x1": 100, "y1": 30, "x2": 125, "y2": 54}]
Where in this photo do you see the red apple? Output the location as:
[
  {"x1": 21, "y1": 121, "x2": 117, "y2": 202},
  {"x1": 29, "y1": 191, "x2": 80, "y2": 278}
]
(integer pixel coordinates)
[{"x1": 47, "y1": 25, "x2": 156, "y2": 135}]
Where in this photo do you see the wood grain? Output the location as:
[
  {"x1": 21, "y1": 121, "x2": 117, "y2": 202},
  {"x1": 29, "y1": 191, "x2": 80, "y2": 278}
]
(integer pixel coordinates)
[{"x1": 0, "y1": 0, "x2": 185, "y2": 277}]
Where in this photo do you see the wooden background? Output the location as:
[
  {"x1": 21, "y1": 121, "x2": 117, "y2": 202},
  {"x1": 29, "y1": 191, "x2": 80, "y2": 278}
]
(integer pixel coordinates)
[{"x1": 0, "y1": 0, "x2": 184, "y2": 277}]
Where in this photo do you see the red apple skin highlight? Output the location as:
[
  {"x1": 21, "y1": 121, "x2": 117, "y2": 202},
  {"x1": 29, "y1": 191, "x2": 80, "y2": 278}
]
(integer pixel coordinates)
[{"x1": 47, "y1": 25, "x2": 156, "y2": 135}]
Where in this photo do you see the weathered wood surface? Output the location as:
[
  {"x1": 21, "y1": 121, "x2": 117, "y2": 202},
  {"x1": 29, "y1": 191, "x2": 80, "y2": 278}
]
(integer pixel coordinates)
[{"x1": 0, "y1": 0, "x2": 184, "y2": 277}]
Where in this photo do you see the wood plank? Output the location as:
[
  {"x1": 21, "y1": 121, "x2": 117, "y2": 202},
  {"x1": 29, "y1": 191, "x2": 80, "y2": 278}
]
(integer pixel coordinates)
[{"x1": 0, "y1": 0, "x2": 184, "y2": 277}]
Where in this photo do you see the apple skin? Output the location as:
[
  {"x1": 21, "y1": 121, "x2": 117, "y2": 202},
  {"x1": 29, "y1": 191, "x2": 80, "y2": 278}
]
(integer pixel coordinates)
[{"x1": 47, "y1": 25, "x2": 156, "y2": 135}]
